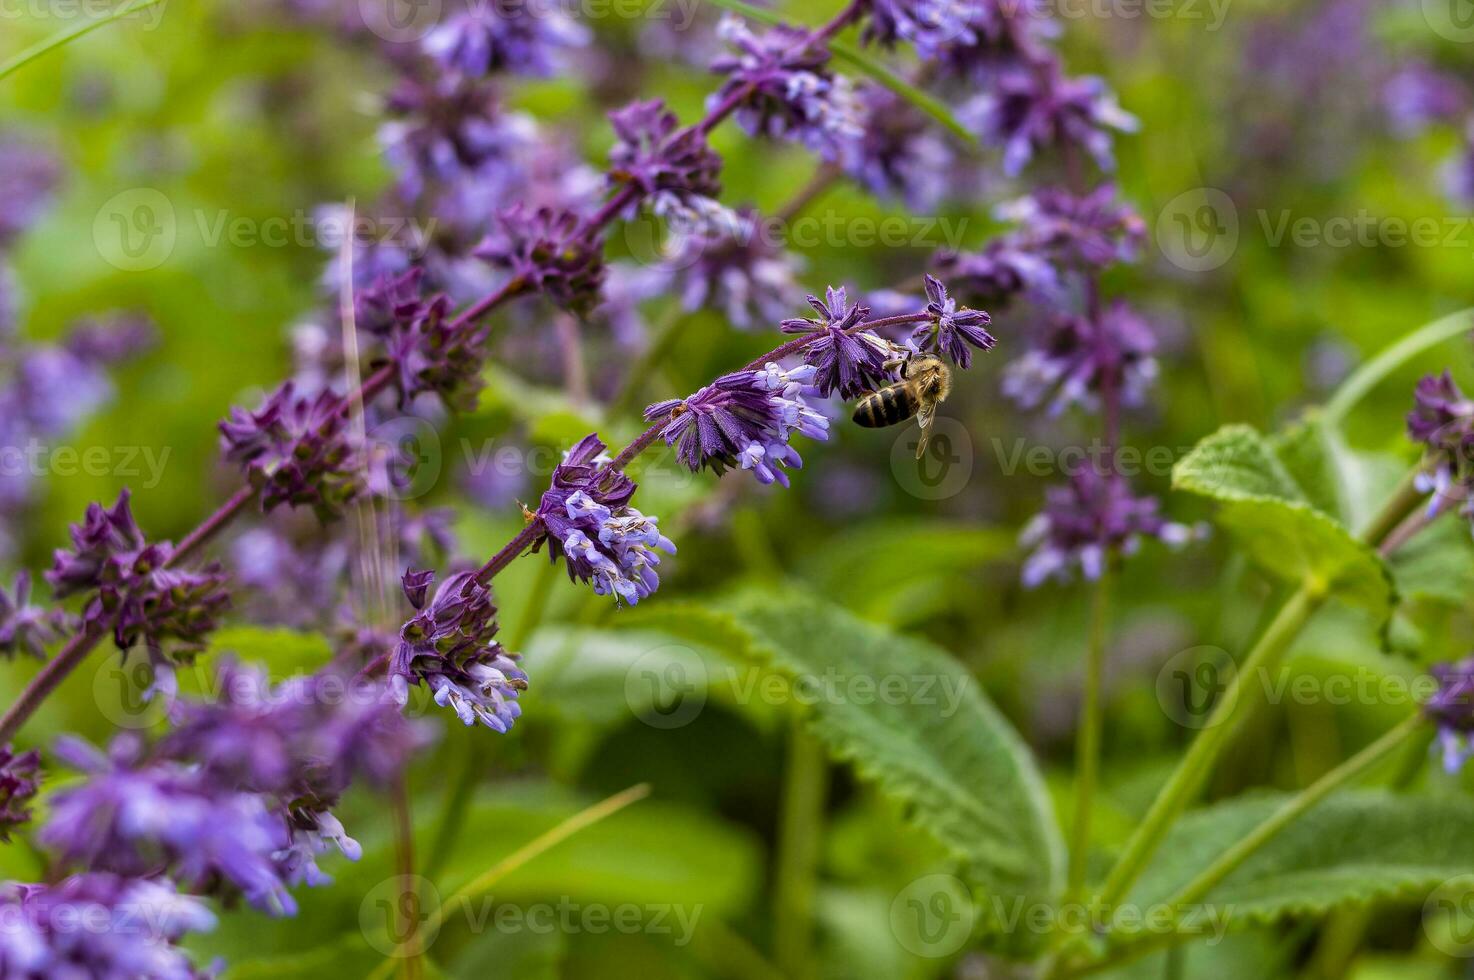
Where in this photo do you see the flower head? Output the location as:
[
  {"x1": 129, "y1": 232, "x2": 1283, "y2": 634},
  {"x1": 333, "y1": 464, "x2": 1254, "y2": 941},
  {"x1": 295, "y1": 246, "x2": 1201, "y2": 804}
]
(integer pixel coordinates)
[
  {"x1": 0, "y1": 745, "x2": 39, "y2": 841},
  {"x1": 47, "y1": 491, "x2": 230, "y2": 694},
  {"x1": 379, "y1": 74, "x2": 514, "y2": 201},
  {"x1": 709, "y1": 15, "x2": 865, "y2": 161},
  {"x1": 1426, "y1": 657, "x2": 1474, "y2": 772},
  {"x1": 658, "y1": 206, "x2": 806, "y2": 329},
  {"x1": 0, "y1": 874, "x2": 215, "y2": 979},
  {"x1": 220, "y1": 382, "x2": 360, "y2": 520},
  {"x1": 840, "y1": 84, "x2": 957, "y2": 210},
  {"x1": 913, "y1": 275, "x2": 995, "y2": 368},
  {"x1": 932, "y1": 239, "x2": 1060, "y2": 310},
  {"x1": 0, "y1": 572, "x2": 67, "y2": 660},
  {"x1": 42, "y1": 734, "x2": 298, "y2": 915},
  {"x1": 423, "y1": 0, "x2": 589, "y2": 77},
  {"x1": 645, "y1": 363, "x2": 829, "y2": 487},
  {"x1": 1408, "y1": 371, "x2": 1474, "y2": 518},
  {"x1": 1020, "y1": 469, "x2": 1196, "y2": 586},
  {"x1": 392, "y1": 570, "x2": 527, "y2": 732},
  {"x1": 780, "y1": 286, "x2": 893, "y2": 398},
  {"x1": 537, "y1": 435, "x2": 676, "y2": 604},
  {"x1": 0, "y1": 139, "x2": 60, "y2": 246},
  {"x1": 1002, "y1": 301, "x2": 1158, "y2": 416},
  {"x1": 608, "y1": 99, "x2": 723, "y2": 208},
  {"x1": 997, "y1": 184, "x2": 1146, "y2": 269},
  {"x1": 966, "y1": 58, "x2": 1137, "y2": 176},
  {"x1": 477, "y1": 205, "x2": 607, "y2": 314}
]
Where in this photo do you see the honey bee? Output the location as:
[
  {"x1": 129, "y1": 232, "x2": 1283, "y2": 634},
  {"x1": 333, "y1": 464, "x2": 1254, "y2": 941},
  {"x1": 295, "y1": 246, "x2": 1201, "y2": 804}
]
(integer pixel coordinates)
[{"x1": 852, "y1": 352, "x2": 953, "y2": 459}]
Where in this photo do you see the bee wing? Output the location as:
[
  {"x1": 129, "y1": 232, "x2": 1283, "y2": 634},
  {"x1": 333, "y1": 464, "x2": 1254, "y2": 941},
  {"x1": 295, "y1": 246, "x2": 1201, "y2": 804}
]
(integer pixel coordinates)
[{"x1": 914, "y1": 401, "x2": 935, "y2": 460}]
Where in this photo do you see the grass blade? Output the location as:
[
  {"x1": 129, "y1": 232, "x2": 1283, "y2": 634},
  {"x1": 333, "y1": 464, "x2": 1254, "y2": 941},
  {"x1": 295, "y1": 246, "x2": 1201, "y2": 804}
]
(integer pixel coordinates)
[{"x1": 0, "y1": 0, "x2": 167, "y2": 82}]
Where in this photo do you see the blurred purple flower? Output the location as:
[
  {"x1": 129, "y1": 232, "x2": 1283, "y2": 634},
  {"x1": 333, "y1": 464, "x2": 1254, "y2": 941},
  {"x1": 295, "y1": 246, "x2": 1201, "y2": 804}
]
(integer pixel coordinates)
[
  {"x1": 220, "y1": 382, "x2": 360, "y2": 521},
  {"x1": 423, "y1": 1, "x2": 589, "y2": 77},
  {"x1": 965, "y1": 58, "x2": 1137, "y2": 176},
  {"x1": 0, "y1": 874, "x2": 215, "y2": 979},
  {"x1": 659, "y1": 206, "x2": 806, "y2": 329},
  {"x1": 0, "y1": 139, "x2": 60, "y2": 246},
  {"x1": 42, "y1": 734, "x2": 298, "y2": 915},
  {"x1": 1384, "y1": 63, "x2": 1467, "y2": 136},
  {"x1": 1408, "y1": 370, "x2": 1474, "y2": 518},
  {"x1": 933, "y1": 238, "x2": 1059, "y2": 309},
  {"x1": 780, "y1": 286, "x2": 893, "y2": 398},
  {"x1": 841, "y1": 84, "x2": 957, "y2": 210},
  {"x1": 477, "y1": 205, "x2": 607, "y2": 314},
  {"x1": 538, "y1": 435, "x2": 676, "y2": 604},
  {"x1": 1427, "y1": 656, "x2": 1474, "y2": 772},
  {"x1": 608, "y1": 99, "x2": 723, "y2": 211},
  {"x1": 709, "y1": 15, "x2": 864, "y2": 161},
  {"x1": 379, "y1": 75, "x2": 522, "y2": 201},
  {"x1": 998, "y1": 184, "x2": 1146, "y2": 268},
  {"x1": 1021, "y1": 469, "x2": 1194, "y2": 586},
  {"x1": 645, "y1": 363, "x2": 828, "y2": 487},
  {"x1": 391, "y1": 569, "x2": 527, "y2": 731},
  {"x1": 0, "y1": 572, "x2": 66, "y2": 660},
  {"x1": 1003, "y1": 301, "x2": 1158, "y2": 416},
  {"x1": 0, "y1": 745, "x2": 39, "y2": 841}
]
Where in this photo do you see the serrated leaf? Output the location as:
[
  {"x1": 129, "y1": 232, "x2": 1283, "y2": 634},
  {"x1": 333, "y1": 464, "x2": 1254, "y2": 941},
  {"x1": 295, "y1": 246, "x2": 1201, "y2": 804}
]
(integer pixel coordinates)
[
  {"x1": 626, "y1": 592, "x2": 1062, "y2": 953},
  {"x1": 1124, "y1": 792, "x2": 1474, "y2": 936},
  {"x1": 1174, "y1": 425, "x2": 1395, "y2": 614},
  {"x1": 1271, "y1": 415, "x2": 1403, "y2": 531}
]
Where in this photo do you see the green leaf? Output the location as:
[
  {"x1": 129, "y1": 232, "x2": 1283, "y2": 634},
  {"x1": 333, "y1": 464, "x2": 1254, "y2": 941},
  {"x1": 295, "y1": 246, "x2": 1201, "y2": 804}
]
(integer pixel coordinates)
[
  {"x1": 1389, "y1": 515, "x2": 1474, "y2": 607},
  {"x1": 627, "y1": 592, "x2": 1063, "y2": 953},
  {"x1": 1174, "y1": 425, "x2": 1396, "y2": 614},
  {"x1": 695, "y1": 0, "x2": 976, "y2": 144},
  {"x1": 1124, "y1": 791, "x2": 1474, "y2": 936},
  {"x1": 1270, "y1": 414, "x2": 1404, "y2": 532}
]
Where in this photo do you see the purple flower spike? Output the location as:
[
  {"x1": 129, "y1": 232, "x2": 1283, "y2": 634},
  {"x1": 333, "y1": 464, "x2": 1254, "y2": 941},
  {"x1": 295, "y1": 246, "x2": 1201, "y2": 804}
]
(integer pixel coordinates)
[
  {"x1": 220, "y1": 382, "x2": 360, "y2": 521},
  {"x1": 608, "y1": 99, "x2": 723, "y2": 210},
  {"x1": 841, "y1": 84, "x2": 957, "y2": 211},
  {"x1": 0, "y1": 874, "x2": 216, "y2": 978},
  {"x1": 709, "y1": 15, "x2": 864, "y2": 161},
  {"x1": 967, "y1": 59, "x2": 1137, "y2": 176},
  {"x1": 422, "y1": 0, "x2": 589, "y2": 77},
  {"x1": 379, "y1": 75, "x2": 512, "y2": 202},
  {"x1": 998, "y1": 184, "x2": 1146, "y2": 269},
  {"x1": 42, "y1": 734, "x2": 298, "y2": 916},
  {"x1": 538, "y1": 435, "x2": 676, "y2": 605},
  {"x1": 392, "y1": 570, "x2": 527, "y2": 732},
  {"x1": 780, "y1": 286, "x2": 893, "y2": 398},
  {"x1": 1020, "y1": 469, "x2": 1197, "y2": 587},
  {"x1": 914, "y1": 275, "x2": 995, "y2": 369},
  {"x1": 47, "y1": 491, "x2": 230, "y2": 691},
  {"x1": 861, "y1": 0, "x2": 981, "y2": 56},
  {"x1": 645, "y1": 363, "x2": 829, "y2": 487},
  {"x1": 0, "y1": 745, "x2": 39, "y2": 841},
  {"x1": 1003, "y1": 301, "x2": 1158, "y2": 416},
  {"x1": 932, "y1": 239, "x2": 1060, "y2": 310},
  {"x1": 0, "y1": 139, "x2": 61, "y2": 246},
  {"x1": 0, "y1": 572, "x2": 67, "y2": 660},
  {"x1": 1407, "y1": 371, "x2": 1474, "y2": 519},
  {"x1": 477, "y1": 205, "x2": 607, "y2": 315},
  {"x1": 1426, "y1": 657, "x2": 1474, "y2": 772},
  {"x1": 378, "y1": 286, "x2": 489, "y2": 410}
]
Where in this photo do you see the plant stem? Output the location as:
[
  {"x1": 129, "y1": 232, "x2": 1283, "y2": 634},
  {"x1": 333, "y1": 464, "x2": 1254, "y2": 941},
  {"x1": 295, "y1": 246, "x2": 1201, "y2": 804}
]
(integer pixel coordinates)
[
  {"x1": 1091, "y1": 586, "x2": 1324, "y2": 912},
  {"x1": 1091, "y1": 461, "x2": 1435, "y2": 913},
  {"x1": 773, "y1": 719, "x2": 826, "y2": 978},
  {"x1": 1163, "y1": 714, "x2": 1427, "y2": 913},
  {"x1": 1322, "y1": 308, "x2": 1474, "y2": 425},
  {"x1": 0, "y1": 624, "x2": 105, "y2": 744},
  {"x1": 1067, "y1": 564, "x2": 1113, "y2": 900}
]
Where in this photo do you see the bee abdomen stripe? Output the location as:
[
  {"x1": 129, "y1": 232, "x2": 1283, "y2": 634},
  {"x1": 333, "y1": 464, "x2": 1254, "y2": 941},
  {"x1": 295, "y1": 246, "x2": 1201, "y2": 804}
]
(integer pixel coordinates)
[{"x1": 880, "y1": 387, "x2": 914, "y2": 424}]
